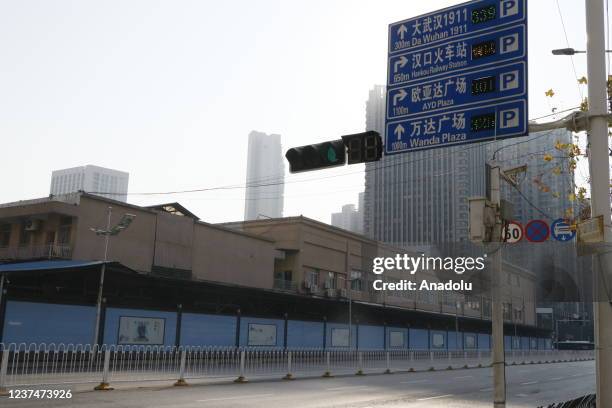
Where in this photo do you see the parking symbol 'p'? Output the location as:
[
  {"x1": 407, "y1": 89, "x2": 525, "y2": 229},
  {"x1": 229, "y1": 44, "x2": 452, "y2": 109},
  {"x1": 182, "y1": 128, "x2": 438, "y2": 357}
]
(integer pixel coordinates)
[
  {"x1": 500, "y1": 34, "x2": 519, "y2": 54},
  {"x1": 500, "y1": 108, "x2": 519, "y2": 129},
  {"x1": 500, "y1": 70, "x2": 519, "y2": 91},
  {"x1": 500, "y1": 0, "x2": 519, "y2": 18}
]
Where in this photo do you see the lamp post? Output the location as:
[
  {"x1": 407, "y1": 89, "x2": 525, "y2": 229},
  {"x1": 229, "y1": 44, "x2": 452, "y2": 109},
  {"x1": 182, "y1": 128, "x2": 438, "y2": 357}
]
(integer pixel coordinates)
[
  {"x1": 90, "y1": 207, "x2": 136, "y2": 346},
  {"x1": 552, "y1": 2, "x2": 612, "y2": 403},
  {"x1": 551, "y1": 47, "x2": 612, "y2": 55}
]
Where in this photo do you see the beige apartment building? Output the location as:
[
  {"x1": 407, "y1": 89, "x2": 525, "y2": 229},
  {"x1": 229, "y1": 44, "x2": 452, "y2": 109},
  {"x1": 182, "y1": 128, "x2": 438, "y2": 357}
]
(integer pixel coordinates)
[
  {"x1": 222, "y1": 217, "x2": 537, "y2": 326},
  {"x1": 0, "y1": 192, "x2": 535, "y2": 326},
  {"x1": 0, "y1": 193, "x2": 277, "y2": 289}
]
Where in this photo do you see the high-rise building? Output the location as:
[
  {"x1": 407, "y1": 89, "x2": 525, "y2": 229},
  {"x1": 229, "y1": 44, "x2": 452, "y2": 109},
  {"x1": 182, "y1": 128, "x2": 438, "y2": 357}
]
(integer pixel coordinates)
[
  {"x1": 244, "y1": 131, "x2": 284, "y2": 220},
  {"x1": 50, "y1": 165, "x2": 129, "y2": 202},
  {"x1": 363, "y1": 85, "x2": 487, "y2": 246},
  {"x1": 331, "y1": 192, "x2": 365, "y2": 234}
]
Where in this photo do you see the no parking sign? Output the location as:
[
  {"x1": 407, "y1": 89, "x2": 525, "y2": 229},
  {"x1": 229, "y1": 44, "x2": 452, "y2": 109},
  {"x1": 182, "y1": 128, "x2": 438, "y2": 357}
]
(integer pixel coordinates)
[{"x1": 525, "y1": 220, "x2": 550, "y2": 243}]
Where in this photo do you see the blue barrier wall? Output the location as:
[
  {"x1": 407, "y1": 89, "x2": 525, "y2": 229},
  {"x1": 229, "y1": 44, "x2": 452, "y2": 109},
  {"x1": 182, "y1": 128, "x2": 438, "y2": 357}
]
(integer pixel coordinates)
[
  {"x1": 520, "y1": 336, "x2": 529, "y2": 350},
  {"x1": 2, "y1": 301, "x2": 555, "y2": 350},
  {"x1": 386, "y1": 327, "x2": 409, "y2": 349},
  {"x1": 358, "y1": 325, "x2": 384, "y2": 349},
  {"x1": 448, "y1": 331, "x2": 463, "y2": 350},
  {"x1": 3, "y1": 301, "x2": 95, "y2": 345},
  {"x1": 326, "y1": 323, "x2": 357, "y2": 348},
  {"x1": 239, "y1": 317, "x2": 285, "y2": 347},
  {"x1": 180, "y1": 313, "x2": 236, "y2": 347},
  {"x1": 478, "y1": 333, "x2": 490, "y2": 349},
  {"x1": 287, "y1": 320, "x2": 324, "y2": 348},
  {"x1": 103, "y1": 307, "x2": 177, "y2": 346},
  {"x1": 410, "y1": 328, "x2": 429, "y2": 349},
  {"x1": 504, "y1": 335, "x2": 512, "y2": 350}
]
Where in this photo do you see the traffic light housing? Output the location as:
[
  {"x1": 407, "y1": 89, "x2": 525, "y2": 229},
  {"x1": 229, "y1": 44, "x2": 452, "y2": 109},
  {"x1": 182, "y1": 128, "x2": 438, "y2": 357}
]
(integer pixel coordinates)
[
  {"x1": 342, "y1": 131, "x2": 382, "y2": 164},
  {"x1": 285, "y1": 139, "x2": 346, "y2": 173},
  {"x1": 285, "y1": 131, "x2": 382, "y2": 173}
]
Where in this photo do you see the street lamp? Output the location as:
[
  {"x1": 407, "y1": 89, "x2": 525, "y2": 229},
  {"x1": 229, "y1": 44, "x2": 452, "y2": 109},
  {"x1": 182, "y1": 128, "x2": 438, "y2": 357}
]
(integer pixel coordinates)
[
  {"x1": 340, "y1": 275, "x2": 361, "y2": 350},
  {"x1": 90, "y1": 206, "x2": 136, "y2": 346},
  {"x1": 552, "y1": 47, "x2": 612, "y2": 55}
]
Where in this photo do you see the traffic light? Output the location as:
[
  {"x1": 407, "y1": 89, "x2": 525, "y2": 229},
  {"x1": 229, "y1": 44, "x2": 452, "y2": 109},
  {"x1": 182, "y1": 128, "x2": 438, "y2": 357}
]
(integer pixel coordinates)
[
  {"x1": 285, "y1": 139, "x2": 346, "y2": 173},
  {"x1": 342, "y1": 131, "x2": 382, "y2": 164},
  {"x1": 285, "y1": 131, "x2": 382, "y2": 173}
]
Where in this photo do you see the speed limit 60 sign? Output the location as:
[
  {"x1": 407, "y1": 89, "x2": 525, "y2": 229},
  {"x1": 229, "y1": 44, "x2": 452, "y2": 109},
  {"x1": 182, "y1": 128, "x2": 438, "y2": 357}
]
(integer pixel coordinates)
[{"x1": 503, "y1": 221, "x2": 523, "y2": 243}]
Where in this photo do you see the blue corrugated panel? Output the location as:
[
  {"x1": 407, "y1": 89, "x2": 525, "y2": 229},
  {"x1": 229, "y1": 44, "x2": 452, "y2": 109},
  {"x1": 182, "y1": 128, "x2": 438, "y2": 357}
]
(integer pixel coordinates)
[
  {"x1": 409, "y1": 328, "x2": 428, "y2": 349},
  {"x1": 181, "y1": 313, "x2": 236, "y2": 347},
  {"x1": 3, "y1": 301, "x2": 95, "y2": 345},
  {"x1": 358, "y1": 325, "x2": 384, "y2": 349},
  {"x1": 287, "y1": 320, "x2": 324, "y2": 348}
]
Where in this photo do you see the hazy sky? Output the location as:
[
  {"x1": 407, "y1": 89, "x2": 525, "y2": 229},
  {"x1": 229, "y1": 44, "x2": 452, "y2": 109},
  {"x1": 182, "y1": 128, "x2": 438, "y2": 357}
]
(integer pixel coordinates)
[{"x1": 0, "y1": 0, "x2": 601, "y2": 223}]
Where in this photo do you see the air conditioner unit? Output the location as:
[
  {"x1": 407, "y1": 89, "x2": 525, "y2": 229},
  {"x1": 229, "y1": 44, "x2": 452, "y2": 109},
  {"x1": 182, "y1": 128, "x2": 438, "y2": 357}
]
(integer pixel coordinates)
[
  {"x1": 24, "y1": 219, "x2": 40, "y2": 231},
  {"x1": 325, "y1": 288, "x2": 336, "y2": 298},
  {"x1": 338, "y1": 289, "x2": 348, "y2": 298}
]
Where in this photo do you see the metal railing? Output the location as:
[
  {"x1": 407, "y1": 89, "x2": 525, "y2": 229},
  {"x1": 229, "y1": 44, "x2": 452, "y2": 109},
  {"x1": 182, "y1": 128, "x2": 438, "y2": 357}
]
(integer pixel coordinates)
[
  {"x1": 273, "y1": 279, "x2": 297, "y2": 291},
  {"x1": 539, "y1": 394, "x2": 596, "y2": 408},
  {"x1": 0, "y1": 343, "x2": 594, "y2": 391},
  {"x1": 0, "y1": 244, "x2": 72, "y2": 261}
]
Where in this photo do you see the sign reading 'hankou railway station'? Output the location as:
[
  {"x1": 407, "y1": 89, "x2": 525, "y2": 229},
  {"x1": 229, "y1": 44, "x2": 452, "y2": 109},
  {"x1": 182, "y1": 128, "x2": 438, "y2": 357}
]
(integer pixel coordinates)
[{"x1": 385, "y1": 0, "x2": 528, "y2": 155}]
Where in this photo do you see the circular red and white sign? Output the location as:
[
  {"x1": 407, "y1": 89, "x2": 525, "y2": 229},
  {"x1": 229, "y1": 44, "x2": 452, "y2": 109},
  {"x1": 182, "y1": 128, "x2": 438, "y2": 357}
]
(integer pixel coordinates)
[{"x1": 503, "y1": 221, "x2": 523, "y2": 243}]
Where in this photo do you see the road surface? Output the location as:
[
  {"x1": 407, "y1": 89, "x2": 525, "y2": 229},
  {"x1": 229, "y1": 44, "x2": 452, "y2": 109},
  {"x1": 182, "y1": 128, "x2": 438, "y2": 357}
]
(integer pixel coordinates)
[{"x1": 1, "y1": 360, "x2": 594, "y2": 407}]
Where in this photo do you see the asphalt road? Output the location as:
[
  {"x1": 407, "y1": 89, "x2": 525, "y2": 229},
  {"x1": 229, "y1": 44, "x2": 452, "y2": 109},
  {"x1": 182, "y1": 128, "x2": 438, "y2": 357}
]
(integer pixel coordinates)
[{"x1": 1, "y1": 360, "x2": 595, "y2": 408}]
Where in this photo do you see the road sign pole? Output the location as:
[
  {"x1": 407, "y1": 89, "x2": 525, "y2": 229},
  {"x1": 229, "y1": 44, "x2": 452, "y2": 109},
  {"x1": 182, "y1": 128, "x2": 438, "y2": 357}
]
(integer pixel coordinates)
[
  {"x1": 489, "y1": 165, "x2": 506, "y2": 408},
  {"x1": 585, "y1": 0, "x2": 612, "y2": 406}
]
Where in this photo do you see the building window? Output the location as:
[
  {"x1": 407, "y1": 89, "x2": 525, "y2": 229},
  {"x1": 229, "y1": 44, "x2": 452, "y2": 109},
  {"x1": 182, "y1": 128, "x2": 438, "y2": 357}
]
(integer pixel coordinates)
[
  {"x1": 305, "y1": 269, "x2": 319, "y2": 287},
  {"x1": 58, "y1": 217, "x2": 72, "y2": 245},
  {"x1": 0, "y1": 224, "x2": 10, "y2": 247},
  {"x1": 274, "y1": 270, "x2": 293, "y2": 290},
  {"x1": 350, "y1": 270, "x2": 363, "y2": 291},
  {"x1": 325, "y1": 271, "x2": 337, "y2": 290},
  {"x1": 19, "y1": 223, "x2": 33, "y2": 247}
]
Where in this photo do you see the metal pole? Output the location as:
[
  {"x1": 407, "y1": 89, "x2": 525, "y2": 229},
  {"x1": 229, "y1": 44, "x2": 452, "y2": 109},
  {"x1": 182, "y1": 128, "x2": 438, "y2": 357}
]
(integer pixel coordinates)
[
  {"x1": 349, "y1": 282, "x2": 352, "y2": 349},
  {"x1": 0, "y1": 275, "x2": 4, "y2": 316},
  {"x1": 586, "y1": 2, "x2": 612, "y2": 406},
  {"x1": 93, "y1": 206, "x2": 112, "y2": 346},
  {"x1": 490, "y1": 165, "x2": 506, "y2": 408}
]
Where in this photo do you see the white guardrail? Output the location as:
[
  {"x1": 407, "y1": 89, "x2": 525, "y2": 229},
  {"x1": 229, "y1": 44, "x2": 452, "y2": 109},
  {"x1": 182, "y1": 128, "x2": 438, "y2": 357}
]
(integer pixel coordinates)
[{"x1": 0, "y1": 343, "x2": 594, "y2": 391}]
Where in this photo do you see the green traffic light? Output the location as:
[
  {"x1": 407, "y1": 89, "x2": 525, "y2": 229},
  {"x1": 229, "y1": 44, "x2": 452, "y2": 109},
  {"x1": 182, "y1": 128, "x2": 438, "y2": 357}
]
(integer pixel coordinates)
[{"x1": 327, "y1": 146, "x2": 338, "y2": 163}]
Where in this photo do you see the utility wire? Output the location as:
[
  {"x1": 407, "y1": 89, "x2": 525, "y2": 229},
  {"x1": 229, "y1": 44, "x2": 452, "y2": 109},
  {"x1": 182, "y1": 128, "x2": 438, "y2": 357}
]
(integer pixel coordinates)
[
  {"x1": 89, "y1": 129, "x2": 565, "y2": 198},
  {"x1": 555, "y1": 0, "x2": 585, "y2": 102}
]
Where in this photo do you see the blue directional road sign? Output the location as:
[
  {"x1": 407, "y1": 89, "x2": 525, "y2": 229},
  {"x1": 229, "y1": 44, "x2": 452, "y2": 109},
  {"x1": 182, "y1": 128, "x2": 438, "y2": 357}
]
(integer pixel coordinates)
[
  {"x1": 387, "y1": 62, "x2": 526, "y2": 120},
  {"x1": 386, "y1": 0, "x2": 528, "y2": 155},
  {"x1": 389, "y1": 0, "x2": 527, "y2": 55},
  {"x1": 551, "y1": 218, "x2": 576, "y2": 242}
]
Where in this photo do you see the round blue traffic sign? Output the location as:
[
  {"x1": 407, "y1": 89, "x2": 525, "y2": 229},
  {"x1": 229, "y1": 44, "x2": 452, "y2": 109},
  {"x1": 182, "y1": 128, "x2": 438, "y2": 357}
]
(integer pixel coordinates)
[
  {"x1": 525, "y1": 220, "x2": 550, "y2": 243},
  {"x1": 551, "y1": 218, "x2": 576, "y2": 242}
]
